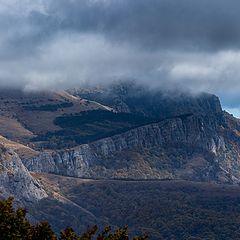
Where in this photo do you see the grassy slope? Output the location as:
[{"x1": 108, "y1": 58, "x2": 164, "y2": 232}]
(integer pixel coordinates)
[
  {"x1": 0, "y1": 135, "x2": 38, "y2": 159},
  {"x1": 0, "y1": 90, "x2": 110, "y2": 149}
]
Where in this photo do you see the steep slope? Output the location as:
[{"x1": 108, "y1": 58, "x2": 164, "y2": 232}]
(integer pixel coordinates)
[
  {"x1": 0, "y1": 135, "x2": 38, "y2": 160},
  {"x1": 0, "y1": 143, "x2": 47, "y2": 203},
  {"x1": 0, "y1": 136, "x2": 99, "y2": 232}
]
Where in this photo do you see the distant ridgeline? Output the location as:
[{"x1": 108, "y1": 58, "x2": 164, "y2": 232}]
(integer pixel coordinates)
[{"x1": 31, "y1": 81, "x2": 223, "y2": 149}]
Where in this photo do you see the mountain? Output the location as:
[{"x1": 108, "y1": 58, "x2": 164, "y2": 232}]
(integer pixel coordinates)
[
  {"x1": 3, "y1": 81, "x2": 235, "y2": 184},
  {"x1": 68, "y1": 81, "x2": 222, "y2": 118},
  {"x1": 1, "y1": 83, "x2": 240, "y2": 184},
  {"x1": 1, "y1": 81, "x2": 240, "y2": 238}
]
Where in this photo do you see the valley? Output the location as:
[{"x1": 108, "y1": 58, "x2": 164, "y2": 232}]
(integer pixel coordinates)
[{"x1": 31, "y1": 173, "x2": 240, "y2": 240}]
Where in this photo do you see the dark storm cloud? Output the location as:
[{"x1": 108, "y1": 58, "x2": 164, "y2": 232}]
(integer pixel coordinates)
[
  {"x1": 6, "y1": 0, "x2": 240, "y2": 55},
  {"x1": 37, "y1": 0, "x2": 240, "y2": 51},
  {"x1": 1, "y1": 0, "x2": 240, "y2": 112}
]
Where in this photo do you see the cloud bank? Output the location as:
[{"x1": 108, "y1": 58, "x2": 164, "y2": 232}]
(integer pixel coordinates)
[{"x1": 1, "y1": 0, "x2": 240, "y2": 109}]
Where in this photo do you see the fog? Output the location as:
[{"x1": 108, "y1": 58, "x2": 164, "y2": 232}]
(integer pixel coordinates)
[{"x1": 1, "y1": 0, "x2": 240, "y2": 111}]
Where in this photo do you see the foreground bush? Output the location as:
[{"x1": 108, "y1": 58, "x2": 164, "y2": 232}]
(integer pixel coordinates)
[{"x1": 0, "y1": 198, "x2": 148, "y2": 240}]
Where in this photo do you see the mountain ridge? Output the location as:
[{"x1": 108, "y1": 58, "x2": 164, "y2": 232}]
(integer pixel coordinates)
[
  {"x1": 23, "y1": 112, "x2": 233, "y2": 182},
  {"x1": 0, "y1": 82, "x2": 239, "y2": 185}
]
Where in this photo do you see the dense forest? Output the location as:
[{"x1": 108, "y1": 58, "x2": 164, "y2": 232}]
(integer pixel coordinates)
[{"x1": 34, "y1": 178, "x2": 240, "y2": 240}]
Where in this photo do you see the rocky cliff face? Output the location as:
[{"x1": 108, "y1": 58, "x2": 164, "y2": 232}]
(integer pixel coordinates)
[
  {"x1": 23, "y1": 109, "x2": 240, "y2": 184},
  {"x1": 0, "y1": 144, "x2": 47, "y2": 203},
  {"x1": 7, "y1": 82, "x2": 238, "y2": 184}
]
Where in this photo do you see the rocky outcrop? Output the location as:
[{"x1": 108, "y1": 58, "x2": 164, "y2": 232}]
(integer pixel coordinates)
[
  {"x1": 0, "y1": 144, "x2": 47, "y2": 203},
  {"x1": 23, "y1": 112, "x2": 240, "y2": 184}
]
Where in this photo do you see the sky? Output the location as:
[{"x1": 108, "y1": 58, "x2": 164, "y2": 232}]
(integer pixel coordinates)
[{"x1": 1, "y1": 0, "x2": 240, "y2": 115}]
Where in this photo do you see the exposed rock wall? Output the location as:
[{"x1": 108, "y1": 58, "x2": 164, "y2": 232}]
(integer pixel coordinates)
[
  {"x1": 0, "y1": 144, "x2": 47, "y2": 202},
  {"x1": 23, "y1": 114, "x2": 239, "y2": 183}
]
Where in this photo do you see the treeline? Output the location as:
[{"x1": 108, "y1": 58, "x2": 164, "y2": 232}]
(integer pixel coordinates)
[{"x1": 0, "y1": 198, "x2": 148, "y2": 240}]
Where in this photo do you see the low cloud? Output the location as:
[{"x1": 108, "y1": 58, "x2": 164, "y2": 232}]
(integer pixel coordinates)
[{"x1": 1, "y1": 0, "x2": 240, "y2": 109}]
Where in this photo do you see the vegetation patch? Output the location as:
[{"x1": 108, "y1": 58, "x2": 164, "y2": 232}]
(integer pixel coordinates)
[
  {"x1": 32, "y1": 110, "x2": 158, "y2": 149},
  {"x1": 23, "y1": 102, "x2": 73, "y2": 112}
]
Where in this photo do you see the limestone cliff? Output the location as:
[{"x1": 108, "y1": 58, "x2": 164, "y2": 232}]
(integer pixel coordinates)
[
  {"x1": 0, "y1": 144, "x2": 47, "y2": 203},
  {"x1": 23, "y1": 111, "x2": 240, "y2": 184}
]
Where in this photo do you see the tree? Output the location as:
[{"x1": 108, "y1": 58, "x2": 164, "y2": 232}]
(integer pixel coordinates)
[
  {"x1": 0, "y1": 197, "x2": 32, "y2": 240},
  {"x1": 32, "y1": 222, "x2": 57, "y2": 240},
  {"x1": 0, "y1": 198, "x2": 148, "y2": 240},
  {"x1": 60, "y1": 227, "x2": 80, "y2": 240}
]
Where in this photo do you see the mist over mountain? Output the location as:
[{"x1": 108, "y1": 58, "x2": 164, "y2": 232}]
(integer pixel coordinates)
[{"x1": 1, "y1": 0, "x2": 240, "y2": 111}]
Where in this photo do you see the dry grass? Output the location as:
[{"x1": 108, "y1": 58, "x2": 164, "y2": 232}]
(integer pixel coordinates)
[
  {"x1": 0, "y1": 116, "x2": 33, "y2": 142},
  {"x1": 0, "y1": 135, "x2": 38, "y2": 159},
  {"x1": 0, "y1": 89, "x2": 111, "y2": 143}
]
